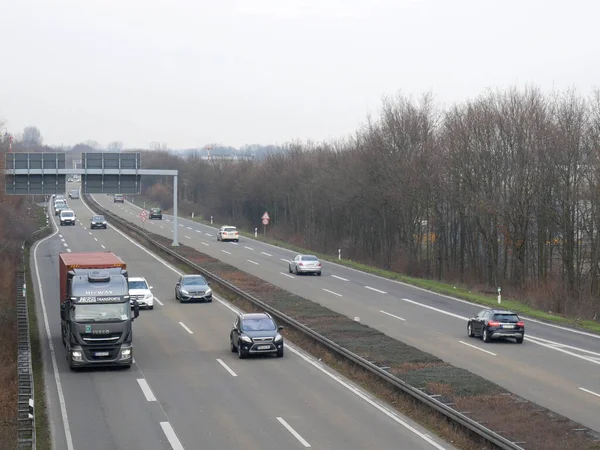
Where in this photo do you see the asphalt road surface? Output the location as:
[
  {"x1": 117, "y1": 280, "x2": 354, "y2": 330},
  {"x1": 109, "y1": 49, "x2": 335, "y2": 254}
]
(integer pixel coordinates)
[
  {"x1": 32, "y1": 191, "x2": 455, "y2": 450},
  {"x1": 87, "y1": 188, "x2": 600, "y2": 433}
]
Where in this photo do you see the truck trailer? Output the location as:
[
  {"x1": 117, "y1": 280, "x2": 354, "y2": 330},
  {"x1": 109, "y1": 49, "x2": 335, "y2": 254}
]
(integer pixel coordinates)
[{"x1": 59, "y1": 252, "x2": 139, "y2": 370}]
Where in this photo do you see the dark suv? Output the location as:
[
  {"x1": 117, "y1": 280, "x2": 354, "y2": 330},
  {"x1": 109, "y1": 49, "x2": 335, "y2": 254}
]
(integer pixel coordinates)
[
  {"x1": 149, "y1": 207, "x2": 162, "y2": 220},
  {"x1": 114, "y1": 194, "x2": 124, "y2": 203},
  {"x1": 230, "y1": 312, "x2": 284, "y2": 359},
  {"x1": 467, "y1": 309, "x2": 524, "y2": 343}
]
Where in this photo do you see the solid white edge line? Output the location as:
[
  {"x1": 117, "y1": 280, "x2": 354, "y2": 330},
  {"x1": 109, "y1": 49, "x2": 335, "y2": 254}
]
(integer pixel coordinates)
[
  {"x1": 216, "y1": 358, "x2": 238, "y2": 377},
  {"x1": 579, "y1": 387, "x2": 600, "y2": 399},
  {"x1": 280, "y1": 272, "x2": 294, "y2": 279},
  {"x1": 380, "y1": 310, "x2": 406, "y2": 321},
  {"x1": 136, "y1": 378, "x2": 157, "y2": 401},
  {"x1": 90, "y1": 195, "x2": 448, "y2": 449},
  {"x1": 247, "y1": 260, "x2": 259, "y2": 265},
  {"x1": 364, "y1": 286, "x2": 386, "y2": 294},
  {"x1": 33, "y1": 208, "x2": 75, "y2": 450},
  {"x1": 276, "y1": 417, "x2": 311, "y2": 448},
  {"x1": 101, "y1": 245, "x2": 106, "y2": 249},
  {"x1": 459, "y1": 340, "x2": 497, "y2": 356},
  {"x1": 331, "y1": 274, "x2": 349, "y2": 281},
  {"x1": 154, "y1": 297, "x2": 164, "y2": 306},
  {"x1": 66, "y1": 249, "x2": 72, "y2": 252},
  {"x1": 160, "y1": 422, "x2": 185, "y2": 450},
  {"x1": 179, "y1": 322, "x2": 194, "y2": 334},
  {"x1": 201, "y1": 242, "x2": 209, "y2": 246},
  {"x1": 261, "y1": 251, "x2": 272, "y2": 256},
  {"x1": 322, "y1": 288, "x2": 342, "y2": 297}
]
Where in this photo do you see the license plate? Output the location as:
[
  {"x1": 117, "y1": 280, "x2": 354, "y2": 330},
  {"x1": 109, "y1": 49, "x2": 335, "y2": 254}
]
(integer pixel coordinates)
[
  {"x1": 95, "y1": 351, "x2": 109, "y2": 357},
  {"x1": 257, "y1": 345, "x2": 270, "y2": 350},
  {"x1": 503, "y1": 324, "x2": 515, "y2": 329}
]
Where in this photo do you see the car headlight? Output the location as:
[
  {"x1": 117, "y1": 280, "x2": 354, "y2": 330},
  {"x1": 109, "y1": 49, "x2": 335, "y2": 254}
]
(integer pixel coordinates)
[
  {"x1": 205, "y1": 288, "x2": 212, "y2": 295},
  {"x1": 121, "y1": 348, "x2": 131, "y2": 359},
  {"x1": 102, "y1": 221, "x2": 107, "y2": 224},
  {"x1": 180, "y1": 289, "x2": 188, "y2": 295},
  {"x1": 274, "y1": 333, "x2": 283, "y2": 342},
  {"x1": 72, "y1": 351, "x2": 83, "y2": 361},
  {"x1": 240, "y1": 335, "x2": 252, "y2": 343}
]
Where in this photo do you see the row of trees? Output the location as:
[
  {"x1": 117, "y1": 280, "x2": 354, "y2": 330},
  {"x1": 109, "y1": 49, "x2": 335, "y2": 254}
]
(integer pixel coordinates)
[{"x1": 141, "y1": 87, "x2": 600, "y2": 319}]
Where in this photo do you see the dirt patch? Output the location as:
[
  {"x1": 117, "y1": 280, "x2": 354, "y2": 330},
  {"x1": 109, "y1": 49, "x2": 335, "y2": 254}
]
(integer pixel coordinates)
[{"x1": 96, "y1": 200, "x2": 600, "y2": 450}]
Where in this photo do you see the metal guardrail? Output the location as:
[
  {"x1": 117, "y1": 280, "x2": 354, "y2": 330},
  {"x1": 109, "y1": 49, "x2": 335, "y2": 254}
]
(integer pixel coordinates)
[
  {"x1": 17, "y1": 251, "x2": 35, "y2": 449},
  {"x1": 86, "y1": 195, "x2": 524, "y2": 450}
]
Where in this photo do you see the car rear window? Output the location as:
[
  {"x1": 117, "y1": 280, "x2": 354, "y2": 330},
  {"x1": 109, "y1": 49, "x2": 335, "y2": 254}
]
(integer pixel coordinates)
[
  {"x1": 301, "y1": 256, "x2": 318, "y2": 261},
  {"x1": 224, "y1": 227, "x2": 237, "y2": 232},
  {"x1": 493, "y1": 314, "x2": 519, "y2": 323}
]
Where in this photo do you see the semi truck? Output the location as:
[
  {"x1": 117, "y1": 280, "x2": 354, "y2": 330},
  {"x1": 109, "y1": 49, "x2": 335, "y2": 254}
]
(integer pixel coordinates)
[{"x1": 59, "y1": 252, "x2": 139, "y2": 370}]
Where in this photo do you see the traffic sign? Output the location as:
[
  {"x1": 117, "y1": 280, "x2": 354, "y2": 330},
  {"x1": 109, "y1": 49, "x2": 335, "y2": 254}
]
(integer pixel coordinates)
[
  {"x1": 262, "y1": 212, "x2": 270, "y2": 220},
  {"x1": 262, "y1": 218, "x2": 269, "y2": 225},
  {"x1": 140, "y1": 209, "x2": 148, "y2": 218},
  {"x1": 141, "y1": 216, "x2": 146, "y2": 222}
]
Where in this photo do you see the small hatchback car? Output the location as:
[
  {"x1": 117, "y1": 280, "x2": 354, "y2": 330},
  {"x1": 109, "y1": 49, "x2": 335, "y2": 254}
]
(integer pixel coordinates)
[
  {"x1": 149, "y1": 207, "x2": 162, "y2": 220},
  {"x1": 90, "y1": 215, "x2": 107, "y2": 229},
  {"x1": 467, "y1": 309, "x2": 524, "y2": 343},
  {"x1": 230, "y1": 312, "x2": 284, "y2": 359},
  {"x1": 175, "y1": 274, "x2": 212, "y2": 303}
]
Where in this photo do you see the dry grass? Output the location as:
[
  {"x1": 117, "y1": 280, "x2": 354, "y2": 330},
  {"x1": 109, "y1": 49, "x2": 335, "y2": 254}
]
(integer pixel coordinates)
[
  {"x1": 0, "y1": 259, "x2": 19, "y2": 448},
  {"x1": 102, "y1": 205, "x2": 600, "y2": 450}
]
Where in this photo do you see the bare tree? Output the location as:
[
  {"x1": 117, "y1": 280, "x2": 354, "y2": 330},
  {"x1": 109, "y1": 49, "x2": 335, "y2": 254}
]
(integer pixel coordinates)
[
  {"x1": 107, "y1": 141, "x2": 124, "y2": 152},
  {"x1": 149, "y1": 142, "x2": 169, "y2": 151},
  {"x1": 22, "y1": 126, "x2": 43, "y2": 146}
]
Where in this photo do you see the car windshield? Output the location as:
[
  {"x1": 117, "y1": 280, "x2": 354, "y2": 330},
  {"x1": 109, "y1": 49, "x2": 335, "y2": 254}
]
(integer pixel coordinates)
[
  {"x1": 301, "y1": 256, "x2": 319, "y2": 261},
  {"x1": 183, "y1": 276, "x2": 206, "y2": 286},
  {"x1": 493, "y1": 314, "x2": 519, "y2": 323},
  {"x1": 55, "y1": 201, "x2": 65, "y2": 206},
  {"x1": 241, "y1": 317, "x2": 276, "y2": 331},
  {"x1": 224, "y1": 227, "x2": 236, "y2": 232},
  {"x1": 129, "y1": 280, "x2": 148, "y2": 289},
  {"x1": 72, "y1": 303, "x2": 129, "y2": 322},
  {"x1": 61, "y1": 212, "x2": 74, "y2": 217},
  {"x1": 93, "y1": 216, "x2": 105, "y2": 221},
  {"x1": 152, "y1": 208, "x2": 160, "y2": 212}
]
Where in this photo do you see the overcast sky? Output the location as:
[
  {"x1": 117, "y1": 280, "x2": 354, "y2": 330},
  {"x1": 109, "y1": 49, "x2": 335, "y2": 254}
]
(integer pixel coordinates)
[{"x1": 1, "y1": 0, "x2": 598, "y2": 149}]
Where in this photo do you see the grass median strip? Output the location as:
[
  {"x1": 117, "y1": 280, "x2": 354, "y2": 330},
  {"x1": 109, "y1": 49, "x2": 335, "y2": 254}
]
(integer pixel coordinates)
[{"x1": 90, "y1": 197, "x2": 600, "y2": 450}]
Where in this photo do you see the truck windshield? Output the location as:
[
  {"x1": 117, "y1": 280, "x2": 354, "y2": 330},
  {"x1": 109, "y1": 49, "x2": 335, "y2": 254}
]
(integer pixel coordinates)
[{"x1": 72, "y1": 303, "x2": 129, "y2": 322}]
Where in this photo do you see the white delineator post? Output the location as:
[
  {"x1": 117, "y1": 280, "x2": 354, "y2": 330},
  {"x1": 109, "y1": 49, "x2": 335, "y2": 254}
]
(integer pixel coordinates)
[{"x1": 498, "y1": 287, "x2": 501, "y2": 304}]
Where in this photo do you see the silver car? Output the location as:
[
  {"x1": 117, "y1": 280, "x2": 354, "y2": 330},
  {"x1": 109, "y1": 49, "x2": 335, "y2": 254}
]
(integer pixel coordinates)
[{"x1": 288, "y1": 255, "x2": 322, "y2": 276}]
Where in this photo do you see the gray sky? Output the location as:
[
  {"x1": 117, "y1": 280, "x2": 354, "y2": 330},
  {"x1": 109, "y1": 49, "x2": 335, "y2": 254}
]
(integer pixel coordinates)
[{"x1": 1, "y1": 0, "x2": 598, "y2": 149}]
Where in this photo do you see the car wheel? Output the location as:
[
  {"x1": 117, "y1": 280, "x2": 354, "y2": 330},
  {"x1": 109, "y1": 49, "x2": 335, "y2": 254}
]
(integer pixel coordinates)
[
  {"x1": 317, "y1": 271, "x2": 322, "y2": 276},
  {"x1": 467, "y1": 322, "x2": 474, "y2": 337},
  {"x1": 294, "y1": 266, "x2": 298, "y2": 275},
  {"x1": 148, "y1": 305, "x2": 154, "y2": 310},
  {"x1": 276, "y1": 347, "x2": 284, "y2": 358},
  {"x1": 238, "y1": 344, "x2": 247, "y2": 359},
  {"x1": 516, "y1": 336, "x2": 524, "y2": 344},
  {"x1": 482, "y1": 328, "x2": 490, "y2": 343},
  {"x1": 235, "y1": 239, "x2": 239, "y2": 242},
  {"x1": 288, "y1": 265, "x2": 293, "y2": 273},
  {"x1": 230, "y1": 337, "x2": 237, "y2": 352}
]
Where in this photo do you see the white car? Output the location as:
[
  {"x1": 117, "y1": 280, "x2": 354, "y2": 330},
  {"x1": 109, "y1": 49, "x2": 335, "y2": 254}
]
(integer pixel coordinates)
[
  {"x1": 217, "y1": 226, "x2": 239, "y2": 242},
  {"x1": 128, "y1": 277, "x2": 154, "y2": 310},
  {"x1": 59, "y1": 209, "x2": 76, "y2": 226}
]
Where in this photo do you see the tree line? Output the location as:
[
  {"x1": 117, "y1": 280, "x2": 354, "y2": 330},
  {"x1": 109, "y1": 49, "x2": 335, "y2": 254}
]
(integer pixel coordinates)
[{"x1": 140, "y1": 87, "x2": 599, "y2": 320}]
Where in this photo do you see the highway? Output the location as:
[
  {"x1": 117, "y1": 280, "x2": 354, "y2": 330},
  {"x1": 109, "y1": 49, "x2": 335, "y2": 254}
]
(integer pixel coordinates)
[
  {"x1": 32, "y1": 190, "x2": 456, "y2": 450},
  {"x1": 91, "y1": 191, "x2": 600, "y2": 433}
]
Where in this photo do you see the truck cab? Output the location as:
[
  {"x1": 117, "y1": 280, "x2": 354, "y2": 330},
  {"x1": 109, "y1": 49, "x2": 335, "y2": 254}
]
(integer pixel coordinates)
[{"x1": 61, "y1": 268, "x2": 139, "y2": 370}]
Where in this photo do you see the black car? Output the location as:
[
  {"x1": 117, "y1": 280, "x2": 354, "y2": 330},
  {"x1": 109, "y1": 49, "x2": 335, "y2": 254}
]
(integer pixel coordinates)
[
  {"x1": 467, "y1": 309, "x2": 525, "y2": 343},
  {"x1": 149, "y1": 207, "x2": 162, "y2": 220},
  {"x1": 90, "y1": 215, "x2": 107, "y2": 229},
  {"x1": 230, "y1": 312, "x2": 284, "y2": 359},
  {"x1": 114, "y1": 194, "x2": 124, "y2": 203},
  {"x1": 175, "y1": 274, "x2": 212, "y2": 303}
]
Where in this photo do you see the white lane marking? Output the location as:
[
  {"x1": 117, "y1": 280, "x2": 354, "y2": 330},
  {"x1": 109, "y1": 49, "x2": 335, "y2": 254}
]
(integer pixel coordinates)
[
  {"x1": 185, "y1": 236, "x2": 191, "y2": 239},
  {"x1": 280, "y1": 272, "x2": 295, "y2": 279},
  {"x1": 160, "y1": 422, "x2": 185, "y2": 450},
  {"x1": 67, "y1": 248, "x2": 72, "y2": 252},
  {"x1": 216, "y1": 359, "x2": 238, "y2": 377},
  {"x1": 281, "y1": 258, "x2": 291, "y2": 263},
  {"x1": 101, "y1": 245, "x2": 106, "y2": 249},
  {"x1": 230, "y1": 242, "x2": 239, "y2": 245},
  {"x1": 245, "y1": 246, "x2": 254, "y2": 250},
  {"x1": 63, "y1": 242, "x2": 68, "y2": 247},
  {"x1": 222, "y1": 250, "x2": 231, "y2": 255},
  {"x1": 523, "y1": 335, "x2": 600, "y2": 357},
  {"x1": 186, "y1": 227, "x2": 192, "y2": 230},
  {"x1": 160, "y1": 226, "x2": 165, "y2": 229},
  {"x1": 261, "y1": 251, "x2": 272, "y2": 256},
  {"x1": 247, "y1": 260, "x2": 259, "y2": 265},
  {"x1": 323, "y1": 289, "x2": 342, "y2": 297},
  {"x1": 380, "y1": 310, "x2": 405, "y2": 321},
  {"x1": 33, "y1": 214, "x2": 75, "y2": 450},
  {"x1": 154, "y1": 297, "x2": 164, "y2": 306},
  {"x1": 137, "y1": 379, "x2": 157, "y2": 401},
  {"x1": 400, "y1": 297, "x2": 600, "y2": 366},
  {"x1": 88, "y1": 232, "x2": 92, "y2": 235},
  {"x1": 365, "y1": 286, "x2": 386, "y2": 294},
  {"x1": 60, "y1": 238, "x2": 65, "y2": 242},
  {"x1": 201, "y1": 242, "x2": 209, "y2": 246},
  {"x1": 180, "y1": 224, "x2": 185, "y2": 227},
  {"x1": 58, "y1": 234, "x2": 63, "y2": 238},
  {"x1": 195, "y1": 230, "x2": 201, "y2": 233},
  {"x1": 91, "y1": 195, "x2": 450, "y2": 450},
  {"x1": 331, "y1": 274, "x2": 349, "y2": 281},
  {"x1": 276, "y1": 417, "x2": 311, "y2": 448},
  {"x1": 205, "y1": 233, "x2": 211, "y2": 236},
  {"x1": 579, "y1": 387, "x2": 600, "y2": 399},
  {"x1": 179, "y1": 322, "x2": 194, "y2": 334},
  {"x1": 94, "y1": 237, "x2": 98, "y2": 241},
  {"x1": 459, "y1": 341, "x2": 497, "y2": 356}
]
